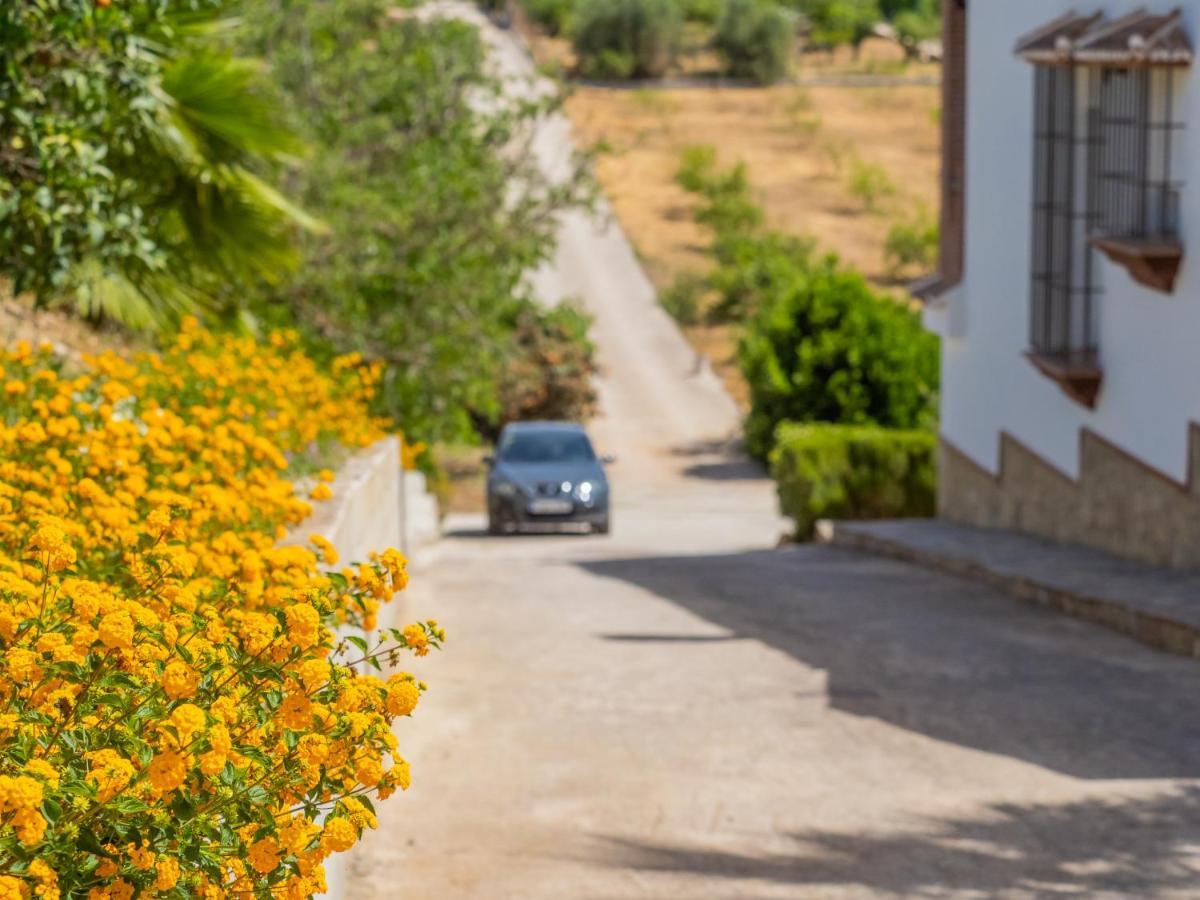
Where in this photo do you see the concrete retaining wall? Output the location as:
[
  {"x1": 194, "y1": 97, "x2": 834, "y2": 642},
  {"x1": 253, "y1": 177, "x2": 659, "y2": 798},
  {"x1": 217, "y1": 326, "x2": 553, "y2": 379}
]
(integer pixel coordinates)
[
  {"x1": 283, "y1": 436, "x2": 440, "y2": 897},
  {"x1": 291, "y1": 437, "x2": 442, "y2": 561}
]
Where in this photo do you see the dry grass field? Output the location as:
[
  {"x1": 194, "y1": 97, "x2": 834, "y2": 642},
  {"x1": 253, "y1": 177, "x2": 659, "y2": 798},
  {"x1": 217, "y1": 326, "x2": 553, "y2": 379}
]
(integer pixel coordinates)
[
  {"x1": 566, "y1": 77, "x2": 940, "y2": 288},
  {"x1": 515, "y1": 19, "x2": 942, "y2": 408}
]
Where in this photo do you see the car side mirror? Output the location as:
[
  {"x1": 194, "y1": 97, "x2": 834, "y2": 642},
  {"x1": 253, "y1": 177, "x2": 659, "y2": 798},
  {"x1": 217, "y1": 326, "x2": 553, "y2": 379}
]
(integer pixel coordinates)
[
  {"x1": 601, "y1": 454, "x2": 616, "y2": 465},
  {"x1": 482, "y1": 455, "x2": 495, "y2": 467}
]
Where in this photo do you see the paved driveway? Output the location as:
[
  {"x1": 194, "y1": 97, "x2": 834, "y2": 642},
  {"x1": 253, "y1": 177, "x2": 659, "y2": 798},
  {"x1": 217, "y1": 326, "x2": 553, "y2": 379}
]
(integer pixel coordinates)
[{"x1": 345, "y1": 8, "x2": 1200, "y2": 897}]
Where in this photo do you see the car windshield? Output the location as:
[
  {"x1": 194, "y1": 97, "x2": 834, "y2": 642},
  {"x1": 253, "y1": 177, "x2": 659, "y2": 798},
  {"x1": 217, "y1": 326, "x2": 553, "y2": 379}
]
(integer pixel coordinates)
[{"x1": 499, "y1": 430, "x2": 596, "y2": 465}]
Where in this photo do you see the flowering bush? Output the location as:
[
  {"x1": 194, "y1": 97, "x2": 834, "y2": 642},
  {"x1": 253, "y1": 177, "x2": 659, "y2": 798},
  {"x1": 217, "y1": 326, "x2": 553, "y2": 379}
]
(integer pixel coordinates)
[{"x1": 0, "y1": 320, "x2": 443, "y2": 898}]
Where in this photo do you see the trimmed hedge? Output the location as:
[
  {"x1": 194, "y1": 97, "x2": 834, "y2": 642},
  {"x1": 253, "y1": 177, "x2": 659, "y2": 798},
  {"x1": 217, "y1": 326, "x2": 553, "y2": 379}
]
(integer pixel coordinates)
[
  {"x1": 572, "y1": 0, "x2": 683, "y2": 79},
  {"x1": 770, "y1": 422, "x2": 936, "y2": 538}
]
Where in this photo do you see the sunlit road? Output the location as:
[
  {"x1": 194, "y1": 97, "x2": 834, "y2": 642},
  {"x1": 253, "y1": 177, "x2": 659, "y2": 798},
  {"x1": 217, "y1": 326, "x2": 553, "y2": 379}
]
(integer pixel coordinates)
[{"x1": 345, "y1": 7, "x2": 1200, "y2": 897}]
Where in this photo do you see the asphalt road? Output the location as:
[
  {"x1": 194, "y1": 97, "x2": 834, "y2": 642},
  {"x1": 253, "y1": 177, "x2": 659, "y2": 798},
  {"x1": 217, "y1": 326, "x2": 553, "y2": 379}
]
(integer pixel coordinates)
[{"x1": 346, "y1": 8, "x2": 1200, "y2": 897}]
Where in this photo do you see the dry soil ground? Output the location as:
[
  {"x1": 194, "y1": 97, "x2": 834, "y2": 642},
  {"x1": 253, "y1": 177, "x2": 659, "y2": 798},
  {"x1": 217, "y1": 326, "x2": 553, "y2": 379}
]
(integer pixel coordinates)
[{"x1": 0, "y1": 288, "x2": 139, "y2": 358}]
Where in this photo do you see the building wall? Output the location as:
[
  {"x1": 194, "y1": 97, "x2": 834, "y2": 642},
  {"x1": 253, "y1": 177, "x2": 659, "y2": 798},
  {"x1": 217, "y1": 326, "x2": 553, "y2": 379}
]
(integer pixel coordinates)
[
  {"x1": 940, "y1": 429, "x2": 1200, "y2": 569},
  {"x1": 935, "y1": 1, "x2": 1200, "y2": 566}
]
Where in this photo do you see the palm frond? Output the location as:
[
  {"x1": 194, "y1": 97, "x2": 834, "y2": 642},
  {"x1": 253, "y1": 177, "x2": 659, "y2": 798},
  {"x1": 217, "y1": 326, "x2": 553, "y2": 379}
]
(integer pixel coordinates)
[
  {"x1": 66, "y1": 260, "x2": 208, "y2": 330},
  {"x1": 161, "y1": 50, "x2": 305, "y2": 165}
]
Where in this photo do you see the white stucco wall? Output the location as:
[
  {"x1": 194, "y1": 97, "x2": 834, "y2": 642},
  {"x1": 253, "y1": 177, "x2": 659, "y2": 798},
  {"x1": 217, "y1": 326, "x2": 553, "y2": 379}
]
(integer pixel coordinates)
[{"x1": 939, "y1": 1, "x2": 1200, "y2": 482}]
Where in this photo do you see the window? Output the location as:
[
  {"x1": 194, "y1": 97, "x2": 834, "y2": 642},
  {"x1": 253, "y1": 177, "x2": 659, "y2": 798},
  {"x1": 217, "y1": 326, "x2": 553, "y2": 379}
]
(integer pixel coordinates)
[
  {"x1": 1030, "y1": 63, "x2": 1097, "y2": 386},
  {"x1": 499, "y1": 431, "x2": 596, "y2": 464},
  {"x1": 1089, "y1": 65, "x2": 1185, "y2": 291},
  {"x1": 1016, "y1": 10, "x2": 1191, "y2": 407}
]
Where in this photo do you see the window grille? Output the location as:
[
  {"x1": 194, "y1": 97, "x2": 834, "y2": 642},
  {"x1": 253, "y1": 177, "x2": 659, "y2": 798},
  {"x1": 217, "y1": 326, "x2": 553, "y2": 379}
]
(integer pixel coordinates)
[
  {"x1": 1017, "y1": 10, "x2": 1191, "y2": 405},
  {"x1": 1093, "y1": 66, "x2": 1183, "y2": 241},
  {"x1": 1030, "y1": 65, "x2": 1098, "y2": 365}
]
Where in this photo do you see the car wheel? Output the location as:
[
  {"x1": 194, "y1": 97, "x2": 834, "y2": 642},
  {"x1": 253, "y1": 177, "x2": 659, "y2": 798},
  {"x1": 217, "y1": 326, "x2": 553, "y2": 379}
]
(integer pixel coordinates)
[
  {"x1": 593, "y1": 516, "x2": 610, "y2": 536},
  {"x1": 487, "y1": 507, "x2": 509, "y2": 536}
]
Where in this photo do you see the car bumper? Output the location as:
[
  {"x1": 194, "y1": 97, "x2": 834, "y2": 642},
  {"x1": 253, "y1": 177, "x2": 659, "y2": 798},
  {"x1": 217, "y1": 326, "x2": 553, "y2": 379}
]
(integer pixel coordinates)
[{"x1": 490, "y1": 494, "x2": 608, "y2": 530}]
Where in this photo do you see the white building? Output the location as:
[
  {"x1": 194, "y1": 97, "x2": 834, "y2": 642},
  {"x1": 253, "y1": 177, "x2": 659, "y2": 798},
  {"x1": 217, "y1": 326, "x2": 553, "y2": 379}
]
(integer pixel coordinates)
[{"x1": 923, "y1": 2, "x2": 1200, "y2": 568}]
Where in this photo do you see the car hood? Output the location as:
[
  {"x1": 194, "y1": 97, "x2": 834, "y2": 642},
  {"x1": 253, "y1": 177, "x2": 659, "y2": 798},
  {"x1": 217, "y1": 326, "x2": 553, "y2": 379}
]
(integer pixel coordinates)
[{"x1": 492, "y1": 461, "x2": 607, "y2": 490}]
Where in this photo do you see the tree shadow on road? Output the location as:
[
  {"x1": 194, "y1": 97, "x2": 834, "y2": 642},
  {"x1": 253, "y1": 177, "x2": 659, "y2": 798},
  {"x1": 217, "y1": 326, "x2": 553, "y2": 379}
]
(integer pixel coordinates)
[
  {"x1": 670, "y1": 438, "x2": 769, "y2": 482},
  {"x1": 578, "y1": 545, "x2": 1200, "y2": 780},
  {"x1": 589, "y1": 787, "x2": 1200, "y2": 897}
]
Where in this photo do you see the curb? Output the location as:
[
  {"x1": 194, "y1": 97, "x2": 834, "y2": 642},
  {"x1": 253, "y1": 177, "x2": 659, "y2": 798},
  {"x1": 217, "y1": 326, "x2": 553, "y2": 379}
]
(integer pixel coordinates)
[{"x1": 817, "y1": 520, "x2": 1200, "y2": 659}]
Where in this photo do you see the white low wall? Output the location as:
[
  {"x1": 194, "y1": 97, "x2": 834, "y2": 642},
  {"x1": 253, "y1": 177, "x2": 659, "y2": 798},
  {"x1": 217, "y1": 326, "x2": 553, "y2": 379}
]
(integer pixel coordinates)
[
  {"x1": 282, "y1": 436, "x2": 440, "y2": 897},
  {"x1": 402, "y1": 470, "x2": 441, "y2": 554},
  {"x1": 291, "y1": 437, "x2": 442, "y2": 560}
]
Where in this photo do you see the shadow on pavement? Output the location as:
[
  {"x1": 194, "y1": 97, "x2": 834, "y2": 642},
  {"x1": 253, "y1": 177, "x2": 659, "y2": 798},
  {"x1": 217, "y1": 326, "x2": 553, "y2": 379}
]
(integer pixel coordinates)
[
  {"x1": 680, "y1": 460, "x2": 767, "y2": 481},
  {"x1": 670, "y1": 438, "x2": 768, "y2": 482},
  {"x1": 578, "y1": 545, "x2": 1200, "y2": 780},
  {"x1": 598, "y1": 633, "x2": 741, "y2": 643},
  {"x1": 591, "y1": 787, "x2": 1200, "y2": 896},
  {"x1": 443, "y1": 527, "x2": 594, "y2": 540}
]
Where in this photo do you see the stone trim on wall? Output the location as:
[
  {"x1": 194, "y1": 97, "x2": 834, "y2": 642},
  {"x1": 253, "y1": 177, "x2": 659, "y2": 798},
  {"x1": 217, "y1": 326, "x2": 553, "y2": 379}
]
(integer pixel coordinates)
[{"x1": 939, "y1": 425, "x2": 1200, "y2": 570}]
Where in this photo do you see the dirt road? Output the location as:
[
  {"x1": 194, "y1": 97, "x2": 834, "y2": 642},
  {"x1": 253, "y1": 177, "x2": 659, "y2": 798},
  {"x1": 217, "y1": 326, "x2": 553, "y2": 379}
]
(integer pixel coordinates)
[{"x1": 345, "y1": 8, "x2": 1200, "y2": 897}]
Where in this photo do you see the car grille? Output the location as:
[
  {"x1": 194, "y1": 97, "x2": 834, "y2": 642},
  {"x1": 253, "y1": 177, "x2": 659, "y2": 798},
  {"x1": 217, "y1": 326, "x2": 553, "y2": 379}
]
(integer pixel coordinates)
[{"x1": 535, "y1": 482, "x2": 564, "y2": 497}]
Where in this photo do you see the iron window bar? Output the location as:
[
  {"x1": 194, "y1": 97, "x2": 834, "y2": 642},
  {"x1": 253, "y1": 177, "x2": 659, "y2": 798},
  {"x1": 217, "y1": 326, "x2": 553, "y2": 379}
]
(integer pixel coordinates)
[{"x1": 1017, "y1": 10, "x2": 1192, "y2": 407}]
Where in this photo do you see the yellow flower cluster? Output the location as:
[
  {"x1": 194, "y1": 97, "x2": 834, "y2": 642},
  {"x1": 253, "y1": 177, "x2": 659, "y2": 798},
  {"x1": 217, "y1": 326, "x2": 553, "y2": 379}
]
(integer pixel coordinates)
[{"x1": 0, "y1": 322, "x2": 444, "y2": 898}]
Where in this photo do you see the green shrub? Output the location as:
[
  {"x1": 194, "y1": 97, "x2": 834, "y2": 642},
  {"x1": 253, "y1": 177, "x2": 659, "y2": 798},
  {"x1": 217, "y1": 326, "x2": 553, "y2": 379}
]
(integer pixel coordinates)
[
  {"x1": 884, "y1": 210, "x2": 938, "y2": 277},
  {"x1": 524, "y1": 0, "x2": 577, "y2": 35},
  {"x1": 676, "y1": 145, "x2": 765, "y2": 238},
  {"x1": 783, "y1": 88, "x2": 823, "y2": 137},
  {"x1": 892, "y1": 0, "x2": 940, "y2": 59},
  {"x1": 573, "y1": 0, "x2": 683, "y2": 79},
  {"x1": 770, "y1": 422, "x2": 936, "y2": 538},
  {"x1": 676, "y1": 147, "x2": 814, "y2": 323},
  {"x1": 847, "y1": 157, "x2": 897, "y2": 212},
  {"x1": 706, "y1": 229, "x2": 815, "y2": 321},
  {"x1": 476, "y1": 300, "x2": 599, "y2": 441},
  {"x1": 794, "y1": 0, "x2": 881, "y2": 51},
  {"x1": 739, "y1": 262, "x2": 939, "y2": 458},
  {"x1": 680, "y1": 0, "x2": 725, "y2": 24},
  {"x1": 715, "y1": 0, "x2": 796, "y2": 84},
  {"x1": 676, "y1": 144, "x2": 720, "y2": 193},
  {"x1": 660, "y1": 272, "x2": 707, "y2": 325}
]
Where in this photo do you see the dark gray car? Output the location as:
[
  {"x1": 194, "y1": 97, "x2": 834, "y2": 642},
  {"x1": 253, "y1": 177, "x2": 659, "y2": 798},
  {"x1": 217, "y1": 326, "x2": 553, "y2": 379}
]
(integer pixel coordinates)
[{"x1": 486, "y1": 422, "x2": 611, "y2": 535}]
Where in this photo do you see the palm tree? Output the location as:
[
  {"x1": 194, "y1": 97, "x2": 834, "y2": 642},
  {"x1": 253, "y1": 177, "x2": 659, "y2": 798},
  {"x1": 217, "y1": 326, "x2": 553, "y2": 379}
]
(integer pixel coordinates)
[{"x1": 71, "y1": 20, "x2": 320, "y2": 329}]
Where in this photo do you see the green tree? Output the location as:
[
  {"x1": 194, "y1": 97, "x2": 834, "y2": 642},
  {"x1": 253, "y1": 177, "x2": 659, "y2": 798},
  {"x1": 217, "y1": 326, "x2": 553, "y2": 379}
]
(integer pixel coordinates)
[
  {"x1": 243, "y1": 0, "x2": 593, "y2": 442},
  {"x1": 892, "y1": 0, "x2": 940, "y2": 58},
  {"x1": 523, "y1": 0, "x2": 576, "y2": 35},
  {"x1": 877, "y1": 0, "x2": 923, "y2": 17},
  {"x1": 572, "y1": 0, "x2": 683, "y2": 79},
  {"x1": 714, "y1": 0, "x2": 796, "y2": 84},
  {"x1": 884, "y1": 208, "x2": 938, "y2": 277},
  {"x1": 0, "y1": 2, "x2": 307, "y2": 327},
  {"x1": 474, "y1": 301, "x2": 599, "y2": 441},
  {"x1": 795, "y1": 0, "x2": 881, "y2": 53}
]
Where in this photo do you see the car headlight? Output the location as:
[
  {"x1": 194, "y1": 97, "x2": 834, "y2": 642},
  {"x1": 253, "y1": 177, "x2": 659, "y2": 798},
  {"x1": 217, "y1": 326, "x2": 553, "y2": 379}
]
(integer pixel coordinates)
[
  {"x1": 495, "y1": 481, "x2": 518, "y2": 498},
  {"x1": 575, "y1": 481, "x2": 594, "y2": 501}
]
